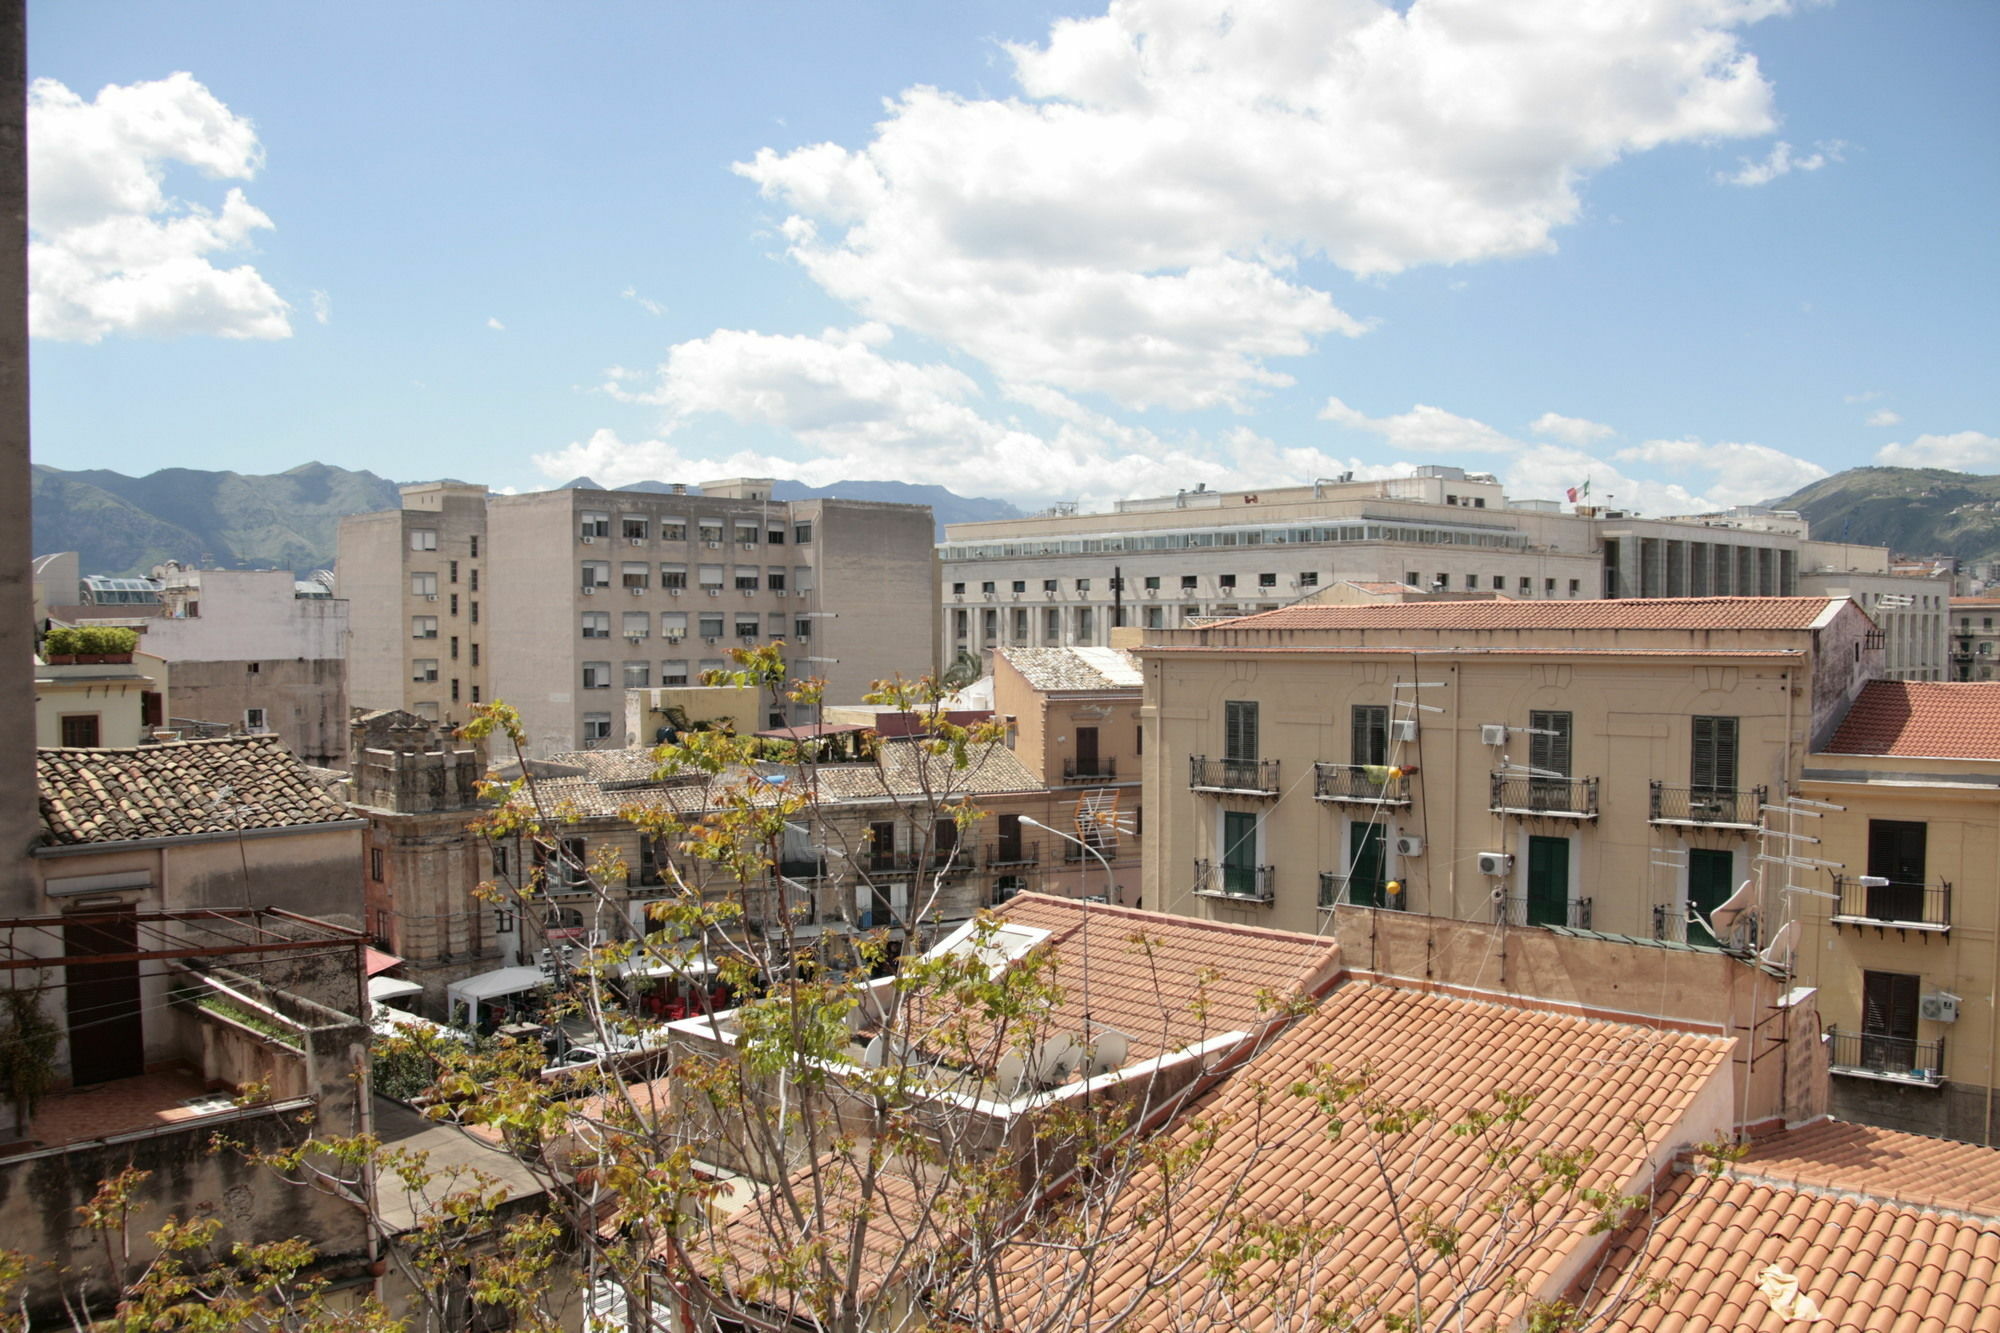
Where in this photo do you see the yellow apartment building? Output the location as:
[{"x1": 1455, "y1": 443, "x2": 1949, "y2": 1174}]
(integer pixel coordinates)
[
  {"x1": 1799, "y1": 680, "x2": 2000, "y2": 1145},
  {"x1": 1137, "y1": 597, "x2": 1880, "y2": 944}
]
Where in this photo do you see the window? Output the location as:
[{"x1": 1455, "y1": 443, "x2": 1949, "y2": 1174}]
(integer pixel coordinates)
[
  {"x1": 1044, "y1": 607, "x2": 1061, "y2": 640},
  {"x1": 735, "y1": 522, "x2": 759, "y2": 545},
  {"x1": 583, "y1": 713, "x2": 613, "y2": 742},
  {"x1": 1258, "y1": 572, "x2": 1277, "y2": 588},
  {"x1": 767, "y1": 568, "x2": 786, "y2": 591},
  {"x1": 622, "y1": 612, "x2": 650, "y2": 638},
  {"x1": 698, "y1": 564, "x2": 725, "y2": 588},
  {"x1": 1860, "y1": 970, "x2": 1922, "y2": 1072},
  {"x1": 1691, "y1": 716, "x2": 1738, "y2": 793},
  {"x1": 413, "y1": 659, "x2": 439, "y2": 683},
  {"x1": 661, "y1": 563, "x2": 687, "y2": 590},
  {"x1": 1182, "y1": 575, "x2": 1198, "y2": 589},
  {"x1": 1530, "y1": 711, "x2": 1571, "y2": 775},
  {"x1": 370, "y1": 847, "x2": 384, "y2": 882},
  {"x1": 981, "y1": 580, "x2": 997, "y2": 594},
  {"x1": 698, "y1": 520, "x2": 725, "y2": 544},
  {"x1": 1434, "y1": 573, "x2": 1449, "y2": 589},
  {"x1": 582, "y1": 661, "x2": 611, "y2": 689},
  {"x1": 412, "y1": 615, "x2": 438, "y2": 639},
  {"x1": 1466, "y1": 574, "x2": 1479, "y2": 590},
  {"x1": 661, "y1": 660, "x2": 690, "y2": 686},
  {"x1": 1144, "y1": 575, "x2": 1161, "y2": 590},
  {"x1": 1075, "y1": 607, "x2": 1094, "y2": 639},
  {"x1": 735, "y1": 567, "x2": 760, "y2": 591},
  {"x1": 469, "y1": 569, "x2": 478, "y2": 591},
  {"x1": 1011, "y1": 607, "x2": 1028, "y2": 640},
  {"x1": 1298, "y1": 572, "x2": 1318, "y2": 588},
  {"x1": 766, "y1": 526, "x2": 785, "y2": 545},
  {"x1": 1545, "y1": 578, "x2": 1556, "y2": 593},
  {"x1": 581, "y1": 561, "x2": 610, "y2": 590},
  {"x1": 1406, "y1": 572, "x2": 1420, "y2": 587},
  {"x1": 768, "y1": 611, "x2": 787, "y2": 636},
  {"x1": 141, "y1": 691, "x2": 162, "y2": 726},
  {"x1": 450, "y1": 635, "x2": 460, "y2": 660},
  {"x1": 449, "y1": 678, "x2": 460, "y2": 702},
  {"x1": 1568, "y1": 579, "x2": 1581, "y2": 595},
  {"x1": 469, "y1": 536, "x2": 479, "y2": 558},
  {"x1": 414, "y1": 701, "x2": 439, "y2": 720},
  {"x1": 793, "y1": 521, "x2": 813, "y2": 543},
  {"x1": 409, "y1": 528, "x2": 437, "y2": 551},
  {"x1": 411, "y1": 572, "x2": 437, "y2": 596},
  {"x1": 449, "y1": 593, "x2": 459, "y2": 615},
  {"x1": 471, "y1": 685, "x2": 481, "y2": 702},
  {"x1": 1352, "y1": 705, "x2": 1388, "y2": 766},
  {"x1": 1866, "y1": 820, "x2": 1928, "y2": 921},
  {"x1": 624, "y1": 661, "x2": 651, "y2": 688},
  {"x1": 1224, "y1": 700, "x2": 1258, "y2": 761},
  {"x1": 622, "y1": 515, "x2": 647, "y2": 540},
  {"x1": 59, "y1": 714, "x2": 100, "y2": 747},
  {"x1": 952, "y1": 582, "x2": 966, "y2": 595},
  {"x1": 1011, "y1": 579, "x2": 1026, "y2": 594},
  {"x1": 1218, "y1": 574, "x2": 1236, "y2": 589},
  {"x1": 795, "y1": 565, "x2": 815, "y2": 593},
  {"x1": 1221, "y1": 810, "x2": 1260, "y2": 896},
  {"x1": 582, "y1": 612, "x2": 610, "y2": 638},
  {"x1": 580, "y1": 511, "x2": 610, "y2": 539},
  {"x1": 1075, "y1": 578, "x2": 1091, "y2": 592},
  {"x1": 469, "y1": 600, "x2": 478, "y2": 624},
  {"x1": 660, "y1": 611, "x2": 688, "y2": 639},
  {"x1": 659, "y1": 518, "x2": 687, "y2": 542},
  {"x1": 734, "y1": 616, "x2": 760, "y2": 638},
  {"x1": 699, "y1": 614, "x2": 724, "y2": 638},
  {"x1": 1044, "y1": 578, "x2": 1059, "y2": 593},
  {"x1": 622, "y1": 562, "x2": 649, "y2": 590},
  {"x1": 471, "y1": 643, "x2": 479, "y2": 665},
  {"x1": 449, "y1": 559, "x2": 459, "y2": 583},
  {"x1": 1519, "y1": 577, "x2": 1531, "y2": 595},
  {"x1": 794, "y1": 618, "x2": 811, "y2": 639}
]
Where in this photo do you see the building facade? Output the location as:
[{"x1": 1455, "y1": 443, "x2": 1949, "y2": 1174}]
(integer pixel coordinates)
[
  {"x1": 938, "y1": 468, "x2": 1946, "y2": 679},
  {"x1": 1135, "y1": 597, "x2": 1879, "y2": 945},
  {"x1": 1951, "y1": 595, "x2": 2000, "y2": 680}
]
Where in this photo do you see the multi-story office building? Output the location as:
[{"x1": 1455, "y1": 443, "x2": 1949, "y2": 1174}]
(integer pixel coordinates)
[
  {"x1": 342, "y1": 479, "x2": 938, "y2": 756},
  {"x1": 1950, "y1": 595, "x2": 2000, "y2": 680},
  {"x1": 938, "y1": 466, "x2": 1947, "y2": 679},
  {"x1": 338, "y1": 481, "x2": 492, "y2": 730}
]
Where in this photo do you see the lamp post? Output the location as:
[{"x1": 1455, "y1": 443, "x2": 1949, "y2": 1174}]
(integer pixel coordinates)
[{"x1": 1019, "y1": 815, "x2": 1115, "y2": 904}]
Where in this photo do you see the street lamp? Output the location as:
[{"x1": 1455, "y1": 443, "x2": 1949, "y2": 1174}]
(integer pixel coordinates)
[{"x1": 1019, "y1": 815, "x2": 1115, "y2": 904}]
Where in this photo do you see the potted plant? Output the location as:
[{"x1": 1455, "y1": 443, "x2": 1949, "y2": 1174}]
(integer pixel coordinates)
[{"x1": 41, "y1": 625, "x2": 137, "y2": 664}]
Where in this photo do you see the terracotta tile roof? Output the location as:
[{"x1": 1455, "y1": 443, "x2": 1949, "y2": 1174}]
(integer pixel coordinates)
[
  {"x1": 38, "y1": 735, "x2": 355, "y2": 845},
  {"x1": 993, "y1": 981, "x2": 1733, "y2": 1332},
  {"x1": 932, "y1": 894, "x2": 1342, "y2": 1063},
  {"x1": 1736, "y1": 1118, "x2": 2000, "y2": 1216},
  {"x1": 998, "y1": 646, "x2": 1143, "y2": 692},
  {"x1": 542, "y1": 747, "x2": 673, "y2": 785},
  {"x1": 1341, "y1": 580, "x2": 1423, "y2": 594},
  {"x1": 1206, "y1": 595, "x2": 1844, "y2": 633},
  {"x1": 1823, "y1": 680, "x2": 2000, "y2": 759},
  {"x1": 1583, "y1": 1162, "x2": 2000, "y2": 1332}
]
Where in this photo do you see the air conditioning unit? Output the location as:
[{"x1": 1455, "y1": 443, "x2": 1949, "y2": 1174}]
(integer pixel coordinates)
[
  {"x1": 742, "y1": 588, "x2": 757, "y2": 597},
  {"x1": 705, "y1": 540, "x2": 722, "y2": 549},
  {"x1": 1476, "y1": 851, "x2": 1512, "y2": 876},
  {"x1": 1144, "y1": 586, "x2": 1158, "y2": 597},
  {"x1": 1393, "y1": 834, "x2": 1424, "y2": 857},
  {"x1": 628, "y1": 537, "x2": 644, "y2": 546},
  {"x1": 1391, "y1": 718, "x2": 1419, "y2": 743},
  {"x1": 581, "y1": 586, "x2": 598, "y2": 596},
  {"x1": 739, "y1": 634, "x2": 757, "y2": 643},
  {"x1": 703, "y1": 636, "x2": 720, "y2": 645},
  {"x1": 665, "y1": 633, "x2": 684, "y2": 643},
  {"x1": 1045, "y1": 590, "x2": 1059, "y2": 599},
  {"x1": 424, "y1": 593, "x2": 438, "y2": 601},
  {"x1": 580, "y1": 535, "x2": 595, "y2": 544},
  {"x1": 629, "y1": 586, "x2": 645, "y2": 595},
  {"x1": 706, "y1": 587, "x2": 721, "y2": 596},
  {"x1": 1480, "y1": 724, "x2": 1508, "y2": 746},
  {"x1": 667, "y1": 587, "x2": 681, "y2": 596},
  {"x1": 773, "y1": 589, "x2": 787, "y2": 598},
  {"x1": 625, "y1": 632, "x2": 646, "y2": 640},
  {"x1": 740, "y1": 541, "x2": 757, "y2": 550},
  {"x1": 1921, "y1": 992, "x2": 1961, "y2": 1023}
]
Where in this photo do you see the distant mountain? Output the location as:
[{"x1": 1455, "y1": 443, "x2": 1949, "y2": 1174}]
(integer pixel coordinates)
[
  {"x1": 32, "y1": 462, "x2": 404, "y2": 577},
  {"x1": 560, "y1": 475, "x2": 1024, "y2": 535},
  {"x1": 1769, "y1": 467, "x2": 2000, "y2": 563}
]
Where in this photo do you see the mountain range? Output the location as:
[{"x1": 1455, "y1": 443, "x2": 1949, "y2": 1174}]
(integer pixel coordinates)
[
  {"x1": 1767, "y1": 468, "x2": 2000, "y2": 565},
  {"x1": 31, "y1": 463, "x2": 1024, "y2": 577}
]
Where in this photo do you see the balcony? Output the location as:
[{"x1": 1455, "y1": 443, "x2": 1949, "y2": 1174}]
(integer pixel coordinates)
[
  {"x1": 1189, "y1": 756, "x2": 1281, "y2": 796},
  {"x1": 984, "y1": 839, "x2": 1041, "y2": 868},
  {"x1": 1060, "y1": 837, "x2": 1121, "y2": 864},
  {"x1": 1648, "y1": 781, "x2": 1765, "y2": 829},
  {"x1": 1192, "y1": 859, "x2": 1274, "y2": 903},
  {"x1": 1826, "y1": 1028, "x2": 1946, "y2": 1086},
  {"x1": 864, "y1": 851, "x2": 919, "y2": 875},
  {"x1": 1832, "y1": 875, "x2": 1952, "y2": 933},
  {"x1": 1317, "y1": 872, "x2": 1405, "y2": 910},
  {"x1": 1062, "y1": 757, "x2": 1118, "y2": 783},
  {"x1": 1651, "y1": 905, "x2": 1735, "y2": 950},
  {"x1": 927, "y1": 847, "x2": 975, "y2": 875},
  {"x1": 1489, "y1": 773, "x2": 1599, "y2": 819},
  {"x1": 1313, "y1": 763, "x2": 1411, "y2": 807},
  {"x1": 1499, "y1": 896, "x2": 1593, "y2": 930}
]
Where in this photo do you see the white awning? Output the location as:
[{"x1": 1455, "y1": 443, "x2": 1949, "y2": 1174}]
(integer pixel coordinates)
[
  {"x1": 446, "y1": 965, "x2": 549, "y2": 1004},
  {"x1": 617, "y1": 951, "x2": 717, "y2": 980},
  {"x1": 368, "y1": 975, "x2": 425, "y2": 1003}
]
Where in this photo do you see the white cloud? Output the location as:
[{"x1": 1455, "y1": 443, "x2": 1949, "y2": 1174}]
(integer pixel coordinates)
[
  {"x1": 1613, "y1": 437, "x2": 1827, "y2": 507},
  {"x1": 1529, "y1": 412, "x2": 1616, "y2": 446},
  {"x1": 737, "y1": 0, "x2": 1783, "y2": 410},
  {"x1": 1718, "y1": 138, "x2": 1845, "y2": 187},
  {"x1": 309, "y1": 289, "x2": 330, "y2": 325},
  {"x1": 1865, "y1": 408, "x2": 1900, "y2": 427},
  {"x1": 29, "y1": 72, "x2": 290, "y2": 342},
  {"x1": 1320, "y1": 397, "x2": 1523, "y2": 454},
  {"x1": 1503, "y1": 444, "x2": 1711, "y2": 515},
  {"x1": 622, "y1": 285, "x2": 666, "y2": 316},
  {"x1": 1875, "y1": 431, "x2": 2000, "y2": 472},
  {"x1": 1844, "y1": 389, "x2": 1882, "y2": 404},
  {"x1": 486, "y1": 317, "x2": 506, "y2": 331}
]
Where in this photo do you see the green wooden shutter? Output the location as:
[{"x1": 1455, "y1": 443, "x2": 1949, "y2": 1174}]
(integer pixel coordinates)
[
  {"x1": 1352, "y1": 705, "x2": 1387, "y2": 767},
  {"x1": 1530, "y1": 711, "x2": 1571, "y2": 776},
  {"x1": 1225, "y1": 701, "x2": 1259, "y2": 761}
]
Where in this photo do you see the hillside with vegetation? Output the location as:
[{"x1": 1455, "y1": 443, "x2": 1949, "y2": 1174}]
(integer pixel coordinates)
[{"x1": 1771, "y1": 467, "x2": 2000, "y2": 562}]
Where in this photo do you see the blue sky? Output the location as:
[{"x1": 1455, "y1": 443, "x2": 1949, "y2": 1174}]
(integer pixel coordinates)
[{"x1": 26, "y1": 0, "x2": 1999, "y2": 514}]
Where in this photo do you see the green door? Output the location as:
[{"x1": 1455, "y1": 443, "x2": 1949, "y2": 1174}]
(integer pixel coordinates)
[
  {"x1": 1347, "y1": 823, "x2": 1386, "y2": 908},
  {"x1": 1526, "y1": 836, "x2": 1569, "y2": 926},
  {"x1": 1686, "y1": 848, "x2": 1733, "y2": 946}
]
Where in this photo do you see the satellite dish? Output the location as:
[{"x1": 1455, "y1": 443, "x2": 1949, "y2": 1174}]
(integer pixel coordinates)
[
  {"x1": 1708, "y1": 879, "x2": 1756, "y2": 935},
  {"x1": 992, "y1": 1050, "x2": 1028, "y2": 1098},
  {"x1": 861, "y1": 1034, "x2": 889, "y2": 1068},
  {"x1": 1085, "y1": 1027, "x2": 1131, "y2": 1077},
  {"x1": 1032, "y1": 1033, "x2": 1082, "y2": 1087},
  {"x1": 1756, "y1": 920, "x2": 1801, "y2": 971}
]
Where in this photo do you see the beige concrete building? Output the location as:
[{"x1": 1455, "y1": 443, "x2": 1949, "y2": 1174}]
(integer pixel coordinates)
[
  {"x1": 34, "y1": 649, "x2": 168, "y2": 748},
  {"x1": 939, "y1": 468, "x2": 1946, "y2": 679},
  {"x1": 1136, "y1": 597, "x2": 1879, "y2": 944},
  {"x1": 1798, "y1": 681, "x2": 2000, "y2": 1144},
  {"x1": 337, "y1": 480, "x2": 492, "y2": 729},
  {"x1": 1951, "y1": 595, "x2": 2000, "y2": 680},
  {"x1": 341, "y1": 479, "x2": 938, "y2": 757}
]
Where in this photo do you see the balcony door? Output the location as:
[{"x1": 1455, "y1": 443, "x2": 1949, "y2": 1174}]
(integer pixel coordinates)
[
  {"x1": 1528, "y1": 712, "x2": 1571, "y2": 810},
  {"x1": 65, "y1": 907, "x2": 144, "y2": 1086},
  {"x1": 1866, "y1": 820, "x2": 1926, "y2": 921},
  {"x1": 1686, "y1": 848, "x2": 1733, "y2": 946},
  {"x1": 1860, "y1": 970, "x2": 1920, "y2": 1073},
  {"x1": 1526, "y1": 836, "x2": 1569, "y2": 927},
  {"x1": 1075, "y1": 727, "x2": 1099, "y2": 777},
  {"x1": 995, "y1": 813, "x2": 1023, "y2": 863},
  {"x1": 1222, "y1": 810, "x2": 1259, "y2": 896},
  {"x1": 1346, "y1": 822, "x2": 1386, "y2": 908}
]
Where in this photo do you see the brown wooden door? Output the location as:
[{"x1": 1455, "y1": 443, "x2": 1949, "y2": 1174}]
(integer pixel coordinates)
[{"x1": 64, "y1": 908, "x2": 143, "y2": 1085}]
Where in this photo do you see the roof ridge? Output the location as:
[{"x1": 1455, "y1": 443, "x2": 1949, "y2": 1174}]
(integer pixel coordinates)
[
  {"x1": 1004, "y1": 892, "x2": 1338, "y2": 949},
  {"x1": 1714, "y1": 1159, "x2": 2000, "y2": 1225}
]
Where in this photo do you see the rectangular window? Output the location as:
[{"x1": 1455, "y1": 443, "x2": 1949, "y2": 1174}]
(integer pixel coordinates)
[
  {"x1": 622, "y1": 515, "x2": 648, "y2": 540},
  {"x1": 411, "y1": 572, "x2": 437, "y2": 596},
  {"x1": 1011, "y1": 579, "x2": 1027, "y2": 594},
  {"x1": 1545, "y1": 578, "x2": 1556, "y2": 593},
  {"x1": 768, "y1": 611, "x2": 787, "y2": 636},
  {"x1": 1406, "y1": 572, "x2": 1420, "y2": 587},
  {"x1": 1466, "y1": 574, "x2": 1479, "y2": 590},
  {"x1": 1435, "y1": 572, "x2": 1449, "y2": 589},
  {"x1": 370, "y1": 847, "x2": 384, "y2": 882},
  {"x1": 140, "y1": 691, "x2": 162, "y2": 726},
  {"x1": 699, "y1": 614, "x2": 725, "y2": 638},
  {"x1": 661, "y1": 660, "x2": 690, "y2": 686},
  {"x1": 449, "y1": 559, "x2": 459, "y2": 583},
  {"x1": 1866, "y1": 819, "x2": 1928, "y2": 920},
  {"x1": 1222, "y1": 810, "x2": 1259, "y2": 896},
  {"x1": 1044, "y1": 578, "x2": 1060, "y2": 593},
  {"x1": 952, "y1": 582, "x2": 966, "y2": 595},
  {"x1": 622, "y1": 562, "x2": 649, "y2": 589},
  {"x1": 698, "y1": 520, "x2": 725, "y2": 544},
  {"x1": 1075, "y1": 607, "x2": 1094, "y2": 639},
  {"x1": 659, "y1": 518, "x2": 687, "y2": 542},
  {"x1": 449, "y1": 593, "x2": 459, "y2": 615},
  {"x1": 1218, "y1": 574, "x2": 1236, "y2": 589},
  {"x1": 735, "y1": 616, "x2": 760, "y2": 638},
  {"x1": 735, "y1": 567, "x2": 760, "y2": 591},
  {"x1": 449, "y1": 635, "x2": 459, "y2": 660},
  {"x1": 661, "y1": 611, "x2": 688, "y2": 639},
  {"x1": 1530, "y1": 711, "x2": 1572, "y2": 775},
  {"x1": 793, "y1": 521, "x2": 813, "y2": 543},
  {"x1": 767, "y1": 568, "x2": 786, "y2": 591},
  {"x1": 1298, "y1": 572, "x2": 1318, "y2": 587},
  {"x1": 471, "y1": 685, "x2": 480, "y2": 702},
  {"x1": 469, "y1": 600, "x2": 478, "y2": 624},
  {"x1": 1182, "y1": 575, "x2": 1199, "y2": 589},
  {"x1": 699, "y1": 564, "x2": 725, "y2": 588},
  {"x1": 1691, "y1": 716, "x2": 1738, "y2": 793},
  {"x1": 1352, "y1": 705, "x2": 1388, "y2": 767},
  {"x1": 623, "y1": 661, "x2": 651, "y2": 688},
  {"x1": 1258, "y1": 572, "x2": 1277, "y2": 588},
  {"x1": 794, "y1": 618, "x2": 811, "y2": 639},
  {"x1": 661, "y1": 563, "x2": 687, "y2": 590},
  {"x1": 468, "y1": 536, "x2": 479, "y2": 558},
  {"x1": 583, "y1": 714, "x2": 612, "y2": 742},
  {"x1": 1568, "y1": 579, "x2": 1581, "y2": 595},
  {"x1": 1860, "y1": 970, "x2": 1921, "y2": 1071},
  {"x1": 1224, "y1": 700, "x2": 1258, "y2": 761},
  {"x1": 412, "y1": 615, "x2": 438, "y2": 639},
  {"x1": 413, "y1": 659, "x2": 438, "y2": 683},
  {"x1": 469, "y1": 568, "x2": 478, "y2": 591},
  {"x1": 582, "y1": 612, "x2": 610, "y2": 638},
  {"x1": 794, "y1": 565, "x2": 814, "y2": 593},
  {"x1": 581, "y1": 561, "x2": 610, "y2": 589},
  {"x1": 1144, "y1": 575, "x2": 1161, "y2": 590},
  {"x1": 580, "y1": 510, "x2": 610, "y2": 538},
  {"x1": 735, "y1": 523, "x2": 759, "y2": 545},
  {"x1": 766, "y1": 526, "x2": 785, "y2": 545},
  {"x1": 623, "y1": 612, "x2": 650, "y2": 638},
  {"x1": 1519, "y1": 577, "x2": 1531, "y2": 594},
  {"x1": 470, "y1": 643, "x2": 479, "y2": 666},
  {"x1": 582, "y1": 662, "x2": 611, "y2": 689},
  {"x1": 450, "y1": 678, "x2": 460, "y2": 702},
  {"x1": 981, "y1": 580, "x2": 997, "y2": 594},
  {"x1": 409, "y1": 528, "x2": 437, "y2": 551},
  {"x1": 59, "y1": 714, "x2": 100, "y2": 747},
  {"x1": 1011, "y1": 607, "x2": 1028, "y2": 640}
]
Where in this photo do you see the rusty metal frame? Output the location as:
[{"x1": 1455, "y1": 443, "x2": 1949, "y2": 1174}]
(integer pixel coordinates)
[{"x1": 0, "y1": 906, "x2": 364, "y2": 970}]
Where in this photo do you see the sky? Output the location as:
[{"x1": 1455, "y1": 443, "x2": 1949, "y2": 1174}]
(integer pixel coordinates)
[{"x1": 25, "y1": 0, "x2": 1999, "y2": 515}]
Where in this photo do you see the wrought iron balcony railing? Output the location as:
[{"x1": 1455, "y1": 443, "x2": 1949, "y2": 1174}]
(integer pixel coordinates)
[
  {"x1": 983, "y1": 840, "x2": 1041, "y2": 868},
  {"x1": 1189, "y1": 756, "x2": 1281, "y2": 795},
  {"x1": 1648, "y1": 781, "x2": 1765, "y2": 828},
  {"x1": 1499, "y1": 896, "x2": 1593, "y2": 930},
  {"x1": 1489, "y1": 773, "x2": 1599, "y2": 818},
  {"x1": 1062, "y1": 757, "x2": 1118, "y2": 782},
  {"x1": 1825, "y1": 1027, "x2": 1945, "y2": 1085},
  {"x1": 1313, "y1": 763, "x2": 1411, "y2": 806},
  {"x1": 1061, "y1": 838, "x2": 1121, "y2": 864},
  {"x1": 1317, "y1": 871, "x2": 1406, "y2": 910},
  {"x1": 1833, "y1": 875, "x2": 1952, "y2": 930},
  {"x1": 1192, "y1": 859, "x2": 1274, "y2": 902}
]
